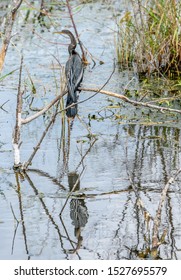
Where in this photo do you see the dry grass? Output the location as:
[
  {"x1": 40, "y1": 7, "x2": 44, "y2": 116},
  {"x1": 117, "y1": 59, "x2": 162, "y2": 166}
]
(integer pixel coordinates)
[{"x1": 117, "y1": 0, "x2": 181, "y2": 76}]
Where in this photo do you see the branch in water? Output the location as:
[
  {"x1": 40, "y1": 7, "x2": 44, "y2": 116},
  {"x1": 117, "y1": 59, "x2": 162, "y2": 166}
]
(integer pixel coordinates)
[
  {"x1": 152, "y1": 168, "x2": 181, "y2": 248},
  {"x1": 21, "y1": 90, "x2": 67, "y2": 124},
  {"x1": 79, "y1": 87, "x2": 181, "y2": 115},
  {"x1": 13, "y1": 55, "x2": 23, "y2": 166}
]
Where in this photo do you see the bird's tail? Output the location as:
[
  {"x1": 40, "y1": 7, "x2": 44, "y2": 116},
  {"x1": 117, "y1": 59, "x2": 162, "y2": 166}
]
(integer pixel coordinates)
[{"x1": 66, "y1": 92, "x2": 77, "y2": 118}]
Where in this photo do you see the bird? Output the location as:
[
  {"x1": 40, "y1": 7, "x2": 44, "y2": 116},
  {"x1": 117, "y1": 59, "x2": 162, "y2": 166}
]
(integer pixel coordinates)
[{"x1": 55, "y1": 29, "x2": 84, "y2": 118}]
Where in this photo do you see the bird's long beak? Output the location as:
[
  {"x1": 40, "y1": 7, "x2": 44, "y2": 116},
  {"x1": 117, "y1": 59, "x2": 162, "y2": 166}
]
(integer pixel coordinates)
[{"x1": 53, "y1": 31, "x2": 63, "y2": 35}]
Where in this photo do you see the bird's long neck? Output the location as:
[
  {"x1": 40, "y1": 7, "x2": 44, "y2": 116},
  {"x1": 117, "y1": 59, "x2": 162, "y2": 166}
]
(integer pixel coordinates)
[
  {"x1": 68, "y1": 32, "x2": 77, "y2": 47},
  {"x1": 68, "y1": 44, "x2": 77, "y2": 55}
]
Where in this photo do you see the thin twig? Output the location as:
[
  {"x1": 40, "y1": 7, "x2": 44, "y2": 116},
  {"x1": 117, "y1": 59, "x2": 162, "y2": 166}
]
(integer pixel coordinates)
[
  {"x1": 77, "y1": 114, "x2": 92, "y2": 136},
  {"x1": 65, "y1": 0, "x2": 87, "y2": 63},
  {"x1": 21, "y1": 67, "x2": 114, "y2": 126},
  {"x1": 0, "y1": 99, "x2": 9, "y2": 112},
  {"x1": 59, "y1": 216, "x2": 79, "y2": 257},
  {"x1": 50, "y1": 61, "x2": 116, "y2": 116},
  {"x1": 24, "y1": 171, "x2": 77, "y2": 257},
  {"x1": 21, "y1": 90, "x2": 67, "y2": 124},
  {"x1": 10, "y1": 203, "x2": 19, "y2": 223},
  {"x1": 28, "y1": 168, "x2": 66, "y2": 190},
  {"x1": 15, "y1": 172, "x2": 29, "y2": 256},
  {"x1": 13, "y1": 55, "x2": 23, "y2": 166},
  {"x1": 152, "y1": 168, "x2": 181, "y2": 248},
  {"x1": 22, "y1": 60, "x2": 115, "y2": 124},
  {"x1": 24, "y1": 0, "x2": 48, "y2": 16},
  {"x1": 77, "y1": 60, "x2": 116, "y2": 105},
  {"x1": 75, "y1": 138, "x2": 97, "y2": 172},
  {"x1": 60, "y1": 167, "x2": 85, "y2": 215},
  {"x1": 23, "y1": 104, "x2": 59, "y2": 170},
  {"x1": 0, "y1": 0, "x2": 23, "y2": 71},
  {"x1": 12, "y1": 0, "x2": 23, "y2": 14}
]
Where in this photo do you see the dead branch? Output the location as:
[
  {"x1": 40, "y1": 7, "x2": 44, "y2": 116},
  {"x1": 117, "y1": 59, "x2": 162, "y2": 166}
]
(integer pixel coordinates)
[
  {"x1": 21, "y1": 90, "x2": 67, "y2": 124},
  {"x1": 10, "y1": 203, "x2": 20, "y2": 223},
  {"x1": 13, "y1": 65, "x2": 67, "y2": 170},
  {"x1": 27, "y1": 168, "x2": 66, "y2": 190},
  {"x1": 152, "y1": 168, "x2": 181, "y2": 248},
  {"x1": 23, "y1": 104, "x2": 59, "y2": 170},
  {"x1": 75, "y1": 138, "x2": 97, "y2": 172},
  {"x1": 0, "y1": 99, "x2": 9, "y2": 112},
  {"x1": 126, "y1": 160, "x2": 153, "y2": 222},
  {"x1": 24, "y1": 171, "x2": 79, "y2": 253},
  {"x1": 77, "y1": 114, "x2": 93, "y2": 139},
  {"x1": 0, "y1": 0, "x2": 23, "y2": 72},
  {"x1": 15, "y1": 172, "x2": 29, "y2": 255},
  {"x1": 59, "y1": 216, "x2": 80, "y2": 256},
  {"x1": 60, "y1": 167, "x2": 85, "y2": 215},
  {"x1": 65, "y1": 0, "x2": 87, "y2": 63},
  {"x1": 79, "y1": 87, "x2": 181, "y2": 115},
  {"x1": 13, "y1": 55, "x2": 23, "y2": 167},
  {"x1": 12, "y1": 0, "x2": 23, "y2": 14}
]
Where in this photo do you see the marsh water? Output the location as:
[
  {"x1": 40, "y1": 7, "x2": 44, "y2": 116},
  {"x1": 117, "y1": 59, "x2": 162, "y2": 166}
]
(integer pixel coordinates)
[{"x1": 0, "y1": 0, "x2": 181, "y2": 260}]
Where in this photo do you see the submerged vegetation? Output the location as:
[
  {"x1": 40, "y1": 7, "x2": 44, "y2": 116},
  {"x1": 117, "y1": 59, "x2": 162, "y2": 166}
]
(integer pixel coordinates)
[{"x1": 117, "y1": 0, "x2": 181, "y2": 77}]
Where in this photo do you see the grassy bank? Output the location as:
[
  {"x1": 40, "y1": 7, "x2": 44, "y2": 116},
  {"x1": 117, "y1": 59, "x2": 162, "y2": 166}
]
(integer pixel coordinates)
[{"x1": 116, "y1": 0, "x2": 181, "y2": 77}]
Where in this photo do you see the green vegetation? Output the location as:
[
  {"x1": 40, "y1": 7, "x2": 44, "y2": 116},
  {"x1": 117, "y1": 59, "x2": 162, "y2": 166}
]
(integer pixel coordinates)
[{"x1": 117, "y1": 0, "x2": 181, "y2": 77}]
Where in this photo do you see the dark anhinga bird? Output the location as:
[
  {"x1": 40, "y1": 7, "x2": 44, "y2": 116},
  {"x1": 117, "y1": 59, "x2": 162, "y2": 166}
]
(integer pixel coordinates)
[{"x1": 55, "y1": 30, "x2": 84, "y2": 118}]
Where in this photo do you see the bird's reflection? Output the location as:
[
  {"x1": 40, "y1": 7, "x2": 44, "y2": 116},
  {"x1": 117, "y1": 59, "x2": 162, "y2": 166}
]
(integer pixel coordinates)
[{"x1": 68, "y1": 172, "x2": 89, "y2": 249}]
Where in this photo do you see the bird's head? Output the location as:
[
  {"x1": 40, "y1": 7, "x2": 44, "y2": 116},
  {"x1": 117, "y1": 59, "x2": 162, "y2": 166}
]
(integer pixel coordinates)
[{"x1": 54, "y1": 29, "x2": 77, "y2": 51}]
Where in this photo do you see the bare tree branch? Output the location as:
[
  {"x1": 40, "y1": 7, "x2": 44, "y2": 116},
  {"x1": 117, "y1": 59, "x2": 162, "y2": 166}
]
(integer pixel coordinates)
[
  {"x1": 60, "y1": 167, "x2": 85, "y2": 216},
  {"x1": 0, "y1": 99, "x2": 9, "y2": 112},
  {"x1": 152, "y1": 168, "x2": 181, "y2": 248},
  {"x1": 65, "y1": 0, "x2": 87, "y2": 63},
  {"x1": 21, "y1": 90, "x2": 67, "y2": 125},
  {"x1": 23, "y1": 105, "x2": 59, "y2": 170},
  {"x1": 0, "y1": 0, "x2": 23, "y2": 71},
  {"x1": 13, "y1": 55, "x2": 23, "y2": 166},
  {"x1": 79, "y1": 87, "x2": 181, "y2": 115},
  {"x1": 12, "y1": 0, "x2": 23, "y2": 14}
]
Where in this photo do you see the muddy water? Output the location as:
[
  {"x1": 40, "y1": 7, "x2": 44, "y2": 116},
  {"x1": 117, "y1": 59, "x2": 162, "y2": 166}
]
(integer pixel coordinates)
[{"x1": 0, "y1": 1, "x2": 181, "y2": 260}]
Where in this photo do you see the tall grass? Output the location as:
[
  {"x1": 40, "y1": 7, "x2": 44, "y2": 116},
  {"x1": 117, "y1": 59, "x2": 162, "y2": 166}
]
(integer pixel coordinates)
[{"x1": 117, "y1": 0, "x2": 181, "y2": 76}]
